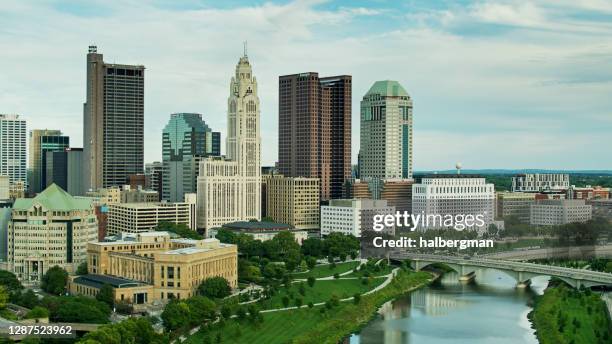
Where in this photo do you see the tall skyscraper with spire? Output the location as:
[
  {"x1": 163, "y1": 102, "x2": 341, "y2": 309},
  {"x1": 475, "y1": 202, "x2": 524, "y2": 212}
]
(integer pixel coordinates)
[{"x1": 197, "y1": 48, "x2": 261, "y2": 230}]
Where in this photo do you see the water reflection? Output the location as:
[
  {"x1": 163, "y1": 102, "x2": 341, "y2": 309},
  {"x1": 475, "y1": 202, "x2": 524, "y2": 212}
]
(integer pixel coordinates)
[{"x1": 350, "y1": 269, "x2": 549, "y2": 344}]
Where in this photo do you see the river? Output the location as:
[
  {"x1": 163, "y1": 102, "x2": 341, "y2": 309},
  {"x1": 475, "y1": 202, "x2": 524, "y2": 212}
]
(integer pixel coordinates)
[{"x1": 349, "y1": 269, "x2": 550, "y2": 344}]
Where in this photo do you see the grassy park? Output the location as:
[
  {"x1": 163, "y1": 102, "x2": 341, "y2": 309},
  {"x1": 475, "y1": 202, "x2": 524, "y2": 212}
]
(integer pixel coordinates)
[{"x1": 185, "y1": 269, "x2": 432, "y2": 344}]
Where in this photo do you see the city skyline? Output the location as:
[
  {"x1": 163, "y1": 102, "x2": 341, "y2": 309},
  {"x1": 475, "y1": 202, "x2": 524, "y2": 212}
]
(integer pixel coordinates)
[{"x1": 2, "y1": 1, "x2": 612, "y2": 170}]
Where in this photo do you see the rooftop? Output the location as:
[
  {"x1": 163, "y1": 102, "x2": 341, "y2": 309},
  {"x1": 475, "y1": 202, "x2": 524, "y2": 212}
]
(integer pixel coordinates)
[
  {"x1": 364, "y1": 80, "x2": 409, "y2": 98},
  {"x1": 13, "y1": 184, "x2": 92, "y2": 211},
  {"x1": 223, "y1": 221, "x2": 292, "y2": 231},
  {"x1": 73, "y1": 274, "x2": 143, "y2": 289}
]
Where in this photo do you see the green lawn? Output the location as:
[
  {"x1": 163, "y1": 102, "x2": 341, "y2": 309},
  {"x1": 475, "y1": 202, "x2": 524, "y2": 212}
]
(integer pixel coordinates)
[
  {"x1": 344, "y1": 265, "x2": 393, "y2": 278},
  {"x1": 185, "y1": 270, "x2": 433, "y2": 344},
  {"x1": 184, "y1": 308, "x2": 331, "y2": 344},
  {"x1": 531, "y1": 284, "x2": 611, "y2": 344},
  {"x1": 259, "y1": 277, "x2": 384, "y2": 310},
  {"x1": 292, "y1": 261, "x2": 360, "y2": 279}
]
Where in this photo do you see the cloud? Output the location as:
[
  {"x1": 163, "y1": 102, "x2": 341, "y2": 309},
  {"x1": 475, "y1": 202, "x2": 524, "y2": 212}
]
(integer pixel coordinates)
[{"x1": 0, "y1": 0, "x2": 610, "y2": 170}]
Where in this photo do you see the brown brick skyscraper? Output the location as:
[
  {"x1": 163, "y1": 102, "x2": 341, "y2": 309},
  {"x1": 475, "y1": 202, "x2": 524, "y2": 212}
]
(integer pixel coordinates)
[{"x1": 278, "y1": 73, "x2": 351, "y2": 200}]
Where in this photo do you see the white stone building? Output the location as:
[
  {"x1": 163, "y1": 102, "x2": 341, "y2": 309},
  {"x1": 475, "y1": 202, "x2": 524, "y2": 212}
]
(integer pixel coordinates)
[
  {"x1": 412, "y1": 175, "x2": 495, "y2": 233},
  {"x1": 321, "y1": 199, "x2": 395, "y2": 237},
  {"x1": 197, "y1": 52, "x2": 261, "y2": 231},
  {"x1": 512, "y1": 173, "x2": 569, "y2": 192}
]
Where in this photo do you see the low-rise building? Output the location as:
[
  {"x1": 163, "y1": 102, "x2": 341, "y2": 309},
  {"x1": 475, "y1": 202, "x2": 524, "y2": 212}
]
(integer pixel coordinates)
[
  {"x1": 530, "y1": 199, "x2": 592, "y2": 226},
  {"x1": 495, "y1": 192, "x2": 536, "y2": 223},
  {"x1": 8, "y1": 184, "x2": 98, "y2": 283},
  {"x1": 107, "y1": 202, "x2": 195, "y2": 235},
  {"x1": 210, "y1": 221, "x2": 308, "y2": 244},
  {"x1": 588, "y1": 199, "x2": 612, "y2": 220},
  {"x1": 120, "y1": 185, "x2": 159, "y2": 203},
  {"x1": 0, "y1": 176, "x2": 9, "y2": 201},
  {"x1": 567, "y1": 185, "x2": 609, "y2": 200},
  {"x1": 321, "y1": 199, "x2": 395, "y2": 237},
  {"x1": 69, "y1": 231, "x2": 237, "y2": 308}
]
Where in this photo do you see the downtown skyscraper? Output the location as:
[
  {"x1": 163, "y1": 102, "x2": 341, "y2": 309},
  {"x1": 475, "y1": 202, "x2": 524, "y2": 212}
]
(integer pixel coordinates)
[
  {"x1": 28, "y1": 129, "x2": 69, "y2": 194},
  {"x1": 359, "y1": 80, "x2": 413, "y2": 180},
  {"x1": 278, "y1": 73, "x2": 351, "y2": 200},
  {"x1": 162, "y1": 113, "x2": 220, "y2": 202},
  {"x1": 83, "y1": 46, "x2": 145, "y2": 191},
  {"x1": 197, "y1": 51, "x2": 261, "y2": 230},
  {"x1": 0, "y1": 114, "x2": 27, "y2": 185}
]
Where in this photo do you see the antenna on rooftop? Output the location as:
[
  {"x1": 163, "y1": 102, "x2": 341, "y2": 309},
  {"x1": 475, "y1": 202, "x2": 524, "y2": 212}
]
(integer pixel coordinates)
[{"x1": 243, "y1": 41, "x2": 248, "y2": 57}]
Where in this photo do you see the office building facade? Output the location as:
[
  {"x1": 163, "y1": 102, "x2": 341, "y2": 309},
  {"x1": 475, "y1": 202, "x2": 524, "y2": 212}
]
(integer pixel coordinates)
[
  {"x1": 8, "y1": 184, "x2": 98, "y2": 283},
  {"x1": 107, "y1": 202, "x2": 195, "y2": 235},
  {"x1": 83, "y1": 46, "x2": 145, "y2": 190},
  {"x1": 360, "y1": 80, "x2": 413, "y2": 180},
  {"x1": 530, "y1": 199, "x2": 592, "y2": 226},
  {"x1": 46, "y1": 148, "x2": 84, "y2": 196},
  {"x1": 145, "y1": 161, "x2": 163, "y2": 197},
  {"x1": 0, "y1": 115, "x2": 27, "y2": 185},
  {"x1": 278, "y1": 73, "x2": 351, "y2": 200},
  {"x1": 495, "y1": 192, "x2": 536, "y2": 223},
  {"x1": 197, "y1": 52, "x2": 261, "y2": 230},
  {"x1": 512, "y1": 173, "x2": 570, "y2": 192},
  {"x1": 412, "y1": 175, "x2": 495, "y2": 232},
  {"x1": 162, "y1": 113, "x2": 220, "y2": 202},
  {"x1": 264, "y1": 175, "x2": 320, "y2": 230},
  {"x1": 321, "y1": 199, "x2": 395, "y2": 237},
  {"x1": 28, "y1": 129, "x2": 69, "y2": 194},
  {"x1": 69, "y1": 232, "x2": 237, "y2": 307}
]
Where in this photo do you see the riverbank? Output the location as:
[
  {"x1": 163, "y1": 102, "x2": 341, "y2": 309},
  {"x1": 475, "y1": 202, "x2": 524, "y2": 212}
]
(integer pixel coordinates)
[
  {"x1": 184, "y1": 269, "x2": 432, "y2": 344},
  {"x1": 529, "y1": 283, "x2": 612, "y2": 344},
  {"x1": 290, "y1": 269, "x2": 433, "y2": 344}
]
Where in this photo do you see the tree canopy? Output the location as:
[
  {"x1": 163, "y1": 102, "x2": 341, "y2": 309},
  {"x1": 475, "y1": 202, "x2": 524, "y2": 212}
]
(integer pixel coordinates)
[
  {"x1": 41, "y1": 266, "x2": 68, "y2": 295},
  {"x1": 197, "y1": 277, "x2": 232, "y2": 299}
]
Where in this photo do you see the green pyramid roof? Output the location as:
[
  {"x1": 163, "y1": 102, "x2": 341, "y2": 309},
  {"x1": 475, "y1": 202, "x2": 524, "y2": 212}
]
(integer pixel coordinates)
[
  {"x1": 13, "y1": 183, "x2": 92, "y2": 211},
  {"x1": 365, "y1": 80, "x2": 409, "y2": 97}
]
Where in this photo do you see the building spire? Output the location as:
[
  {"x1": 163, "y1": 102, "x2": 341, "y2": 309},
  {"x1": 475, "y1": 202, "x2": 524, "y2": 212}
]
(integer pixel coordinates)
[{"x1": 243, "y1": 41, "x2": 248, "y2": 58}]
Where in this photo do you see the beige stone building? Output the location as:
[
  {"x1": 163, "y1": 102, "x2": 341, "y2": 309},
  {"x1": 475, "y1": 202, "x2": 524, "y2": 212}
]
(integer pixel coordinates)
[
  {"x1": 264, "y1": 175, "x2": 320, "y2": 230},
  {"x1": 8, "y1": 184, "x2": 98, "y2": 284},
  {"x1": 69, "y1": 231, "x2": 237, "y2": 307},
  {"x1": 107, "y1": 202, "x2": 195, "y2": 235}
]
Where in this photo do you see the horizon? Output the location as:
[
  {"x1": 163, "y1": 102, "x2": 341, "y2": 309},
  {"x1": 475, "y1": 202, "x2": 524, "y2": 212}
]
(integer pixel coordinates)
[{"x1": 2, "y1": 0, "x2": 611, "y2": 170}]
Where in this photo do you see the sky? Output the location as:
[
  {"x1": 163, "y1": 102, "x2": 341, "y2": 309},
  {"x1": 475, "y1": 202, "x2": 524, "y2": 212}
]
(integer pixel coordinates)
[{"x1": 1, "y1": 0, "x2": 611, "y2": 170}]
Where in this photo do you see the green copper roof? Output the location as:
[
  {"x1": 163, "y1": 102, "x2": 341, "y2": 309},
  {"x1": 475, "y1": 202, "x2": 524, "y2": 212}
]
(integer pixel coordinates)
[
  {"x1": 365, "y1": 80, "x2": 409, "y2": 97},
  {"x1": 13, "y1": 183, "x2": 92, "y2": 211}
]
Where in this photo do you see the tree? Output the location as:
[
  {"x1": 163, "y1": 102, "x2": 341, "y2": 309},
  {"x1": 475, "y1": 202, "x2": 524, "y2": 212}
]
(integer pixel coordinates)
[
  {"x1": 161, "y1": 300, "x2": 191, "y2": 331},
  {"x1": 324, "y1": 233, "x2": 359, "y2": 260},
  {"x1": 41, "y1": 266, "x2": 68, "y2": 295},
  {"x1": 220, "y1": 305, "x2": 232, "y2": 319},
  {"x1": 79, "y1": 317, "x2": 166, "y2": 344},
  {"x1": 51, "y1": 296, "x2": 111, "y2": 324},
  {"x1": 0, "y1": 270, "x2": 23, "y2": 292},
  {"x1": 15, "y1": 289, "x2": 39, "y2": 309},
  {"x1": 306, "y1": 256, "x2": 317, "y2": 270},
  {"x1": 215, "y1": 228, "x2": 238, "y2": 244},
  {"x1": 96, "y1": 284, "x2": 114, "y2": 307},
  {"x1": 301, "y1": 238, "x2": 325, "y2": 258},
  {"x1": 307, "y1": 276, "x2": 316, "y2": 287},
  {"x1": 0, "y1": 285, "x2": 8, "y2": 309},
  {"x1": 156, "y1": 221, "x2": 202, "y2": 240},
  {"x1": 353, "y1": 293, "x2": 361, "y2": 305},
  {"x1": 261, "y1": 216, "x2": 275, "y2": 222},
  {"x1": 263, "y1": 263, "x2": 286, "y2": 280},
  {"x1": 198, "y1": 277, "x2": 232, "y2": 299},
  {"x1": 282, "y1": 296, "x2": 290, "y2": 308},
  {"x1": 76, "y1": 262, "x2": 88, "y2": 275},
  {"x1": 186, "y1": 296, "x2": 216, "y2": 325},
  {"x1": 298, "y1": 283, "x2": 306, "y2": 296},
  {"x1": 295, "y1": 297, "x2": 303, "y2": 308},
  {"x1": 236, "y1": 306, "x2": 247, "y2": 321},
  {"x1": 25, "y1": 306, "x2": 49, "y2": 319}
]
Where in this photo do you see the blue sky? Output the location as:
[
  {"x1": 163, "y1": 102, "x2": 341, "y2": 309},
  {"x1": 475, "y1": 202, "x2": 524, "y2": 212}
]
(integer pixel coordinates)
[{"x1": 1, "y1": 0, "x2": 611, "y2": 170}]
